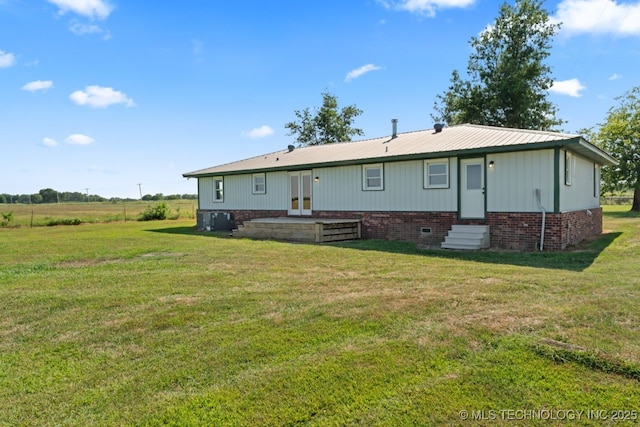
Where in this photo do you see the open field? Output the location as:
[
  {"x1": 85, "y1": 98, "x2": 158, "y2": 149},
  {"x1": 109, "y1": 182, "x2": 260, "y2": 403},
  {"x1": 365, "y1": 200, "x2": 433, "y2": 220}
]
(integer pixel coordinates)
[
  {"x1": 1, "y1": 206, "x2": 639, "y2": 425},
  {"x1": 0, "y1": 200, "x2": 197, "y2": 227}
]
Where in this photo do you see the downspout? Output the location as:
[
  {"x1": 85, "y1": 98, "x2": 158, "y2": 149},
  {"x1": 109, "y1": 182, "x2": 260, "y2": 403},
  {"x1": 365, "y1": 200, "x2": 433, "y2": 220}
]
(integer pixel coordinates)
[{"x1": 534, "y1": 189, "x2": 546, "y2": 251}]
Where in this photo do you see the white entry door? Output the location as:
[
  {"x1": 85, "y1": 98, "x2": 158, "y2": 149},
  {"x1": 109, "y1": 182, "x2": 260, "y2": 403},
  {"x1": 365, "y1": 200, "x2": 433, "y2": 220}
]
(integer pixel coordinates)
[
  {"x1": 289, "y1": 171, "x2": 312, "y2": 215},
  {"x1": 460, "y1": 158, "x2": 485, "y2": 219}
]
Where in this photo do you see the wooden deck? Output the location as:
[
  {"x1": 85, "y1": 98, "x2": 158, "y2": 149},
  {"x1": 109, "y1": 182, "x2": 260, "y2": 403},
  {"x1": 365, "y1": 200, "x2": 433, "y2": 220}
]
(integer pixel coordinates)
[{"x1": 233, "y1": 218, "x2": 361, "y2": 243}]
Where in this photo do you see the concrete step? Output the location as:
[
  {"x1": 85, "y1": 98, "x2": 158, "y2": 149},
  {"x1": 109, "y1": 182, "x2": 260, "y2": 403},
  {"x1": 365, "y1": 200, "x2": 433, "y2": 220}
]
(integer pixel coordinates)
[
  {"x1": 441, "y1": 225, "x2": 490, "y2": 250},
  {"x1": 441, "y1": 241, "x2": 485, "y2": 250},
  {"x1": 450, "y1": 224, "x2": 490, "y2": 233},
  {"x1": 446, "y1": 231, "x2": 488, "y2": 240}
]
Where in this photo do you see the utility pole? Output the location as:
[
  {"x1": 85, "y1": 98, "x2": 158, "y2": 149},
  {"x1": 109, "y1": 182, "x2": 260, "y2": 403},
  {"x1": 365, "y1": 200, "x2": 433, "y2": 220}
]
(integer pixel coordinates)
[
  {"x1": 85, "y1": 188, "x2": 89, "y2": 203},
  {"x1": 138, "y1": 183, "x2": 142, "y2": 199}
]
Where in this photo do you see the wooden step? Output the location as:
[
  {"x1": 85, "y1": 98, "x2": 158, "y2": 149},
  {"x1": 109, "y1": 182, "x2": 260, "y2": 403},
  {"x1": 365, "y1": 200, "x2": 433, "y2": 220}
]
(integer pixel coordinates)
[{"x1": 233, "y1": 218, "x2": 361, "y2": 243}]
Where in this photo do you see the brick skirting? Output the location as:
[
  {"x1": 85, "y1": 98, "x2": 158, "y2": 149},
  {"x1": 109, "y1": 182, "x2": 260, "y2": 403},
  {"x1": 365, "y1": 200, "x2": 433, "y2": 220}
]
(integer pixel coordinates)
[{"x1": 197, "y1": 208, "x2": 603, "y2": 251}]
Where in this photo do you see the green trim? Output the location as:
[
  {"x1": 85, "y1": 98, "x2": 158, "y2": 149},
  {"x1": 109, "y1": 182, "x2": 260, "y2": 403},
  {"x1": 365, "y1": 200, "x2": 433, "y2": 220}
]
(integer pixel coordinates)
[
  {"x1": 423, "y1": 158, "x2": 450, "y2": 189},
  {"x1": 183, "y1": 139, "x2": 595, "y2": 178},
  {"x1": 554, "y1": 148, "x2": 560, "y2": 213},
  {"x1": 362, "y1": 163, "x2": 385, "y2": 191},
  {"x1": 484, "y1": 156, "x2": 488, "y2": 218},
  {"x1": 458, "y1": 156, "x2": 486, "y2": 219},
  {"x1": 251, "y1": 173, "x2": 267, "y2": 195},
  {"x1": 456, "y1": 158, "x2": 461, "y2": 218}
]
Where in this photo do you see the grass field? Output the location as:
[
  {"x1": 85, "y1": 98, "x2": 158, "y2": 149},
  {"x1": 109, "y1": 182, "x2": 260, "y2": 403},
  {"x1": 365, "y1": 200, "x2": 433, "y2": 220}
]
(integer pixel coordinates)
[
  {"x1": 0, "y1": 200, "x2": 197, "y2": 227},
  {"x1": 1, "y1": 206, "x2": 639, "y2": 425}
]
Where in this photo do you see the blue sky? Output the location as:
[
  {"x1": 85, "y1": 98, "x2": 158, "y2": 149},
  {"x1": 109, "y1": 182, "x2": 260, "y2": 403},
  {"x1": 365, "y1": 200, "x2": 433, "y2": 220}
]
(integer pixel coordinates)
[{"x1": 1, "y1": 0, "x2": 638, "y2": 198}]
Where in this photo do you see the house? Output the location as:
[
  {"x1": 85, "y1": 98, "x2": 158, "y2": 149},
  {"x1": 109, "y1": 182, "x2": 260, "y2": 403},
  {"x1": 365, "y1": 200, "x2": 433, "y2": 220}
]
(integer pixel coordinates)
[{"x1": 183, "y1": 123, "x2": 617, "y2": 251}]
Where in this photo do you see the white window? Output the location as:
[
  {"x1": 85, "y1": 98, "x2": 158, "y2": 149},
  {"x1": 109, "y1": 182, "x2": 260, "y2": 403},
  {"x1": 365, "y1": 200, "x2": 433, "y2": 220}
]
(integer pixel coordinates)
[
  {"x1": 253, "y1": 173, "x2": 266, "y2": 194},
  {"x1": 565, "y1": 151, "x2": 573, "y2": 186},
  {"x1": 213, "y1": 177, "x2": 224, "y2": 202},
  {"x1": 363, "y1": 164, "x2": 384, "y2": 190},
  {"x1": 424, "y1": 159, "x2": 449, "y2": 189}
]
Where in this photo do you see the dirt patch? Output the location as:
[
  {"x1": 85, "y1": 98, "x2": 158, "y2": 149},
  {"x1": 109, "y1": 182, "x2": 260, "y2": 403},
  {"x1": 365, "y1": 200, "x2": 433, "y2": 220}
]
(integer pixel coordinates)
[
  {"x1": 539, "y1": 338, "x2": 586, "y2": 351},
  {"x1": 57, "y1": 259, "x2": 125, "y2": 268},
  {"x1": 478, "y1": 277, "x2": 503, "y2": 285},
  {"x1": 139, "y1": 252, "x2": 186, "y2": 258},
  {"x1": 157, "y1": 294, "x2": 201, "y2": 306}
]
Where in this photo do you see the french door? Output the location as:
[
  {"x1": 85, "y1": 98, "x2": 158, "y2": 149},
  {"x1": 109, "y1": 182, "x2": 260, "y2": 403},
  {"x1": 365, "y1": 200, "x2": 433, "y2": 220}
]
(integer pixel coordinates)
[{"x1": 288, "y1": 171, "x2": 312, "y2": 215}]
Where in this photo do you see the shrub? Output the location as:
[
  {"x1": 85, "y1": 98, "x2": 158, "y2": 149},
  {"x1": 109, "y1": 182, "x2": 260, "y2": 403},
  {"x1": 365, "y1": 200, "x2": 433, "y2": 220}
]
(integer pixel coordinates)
[
  {"x1": 46, "y1": 218, "x2": 83, "y2": 226},
  {"x1": 1, "y1": 211, "x2": 13, "y2": 227},
  {"x1": 139, "y1": 202, "x2": 171, "y2": 221}
]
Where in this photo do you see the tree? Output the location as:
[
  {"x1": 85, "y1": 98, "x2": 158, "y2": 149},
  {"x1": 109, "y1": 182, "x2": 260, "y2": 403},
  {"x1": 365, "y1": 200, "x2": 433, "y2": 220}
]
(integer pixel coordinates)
[
  {"x1": 285, "y1": 91, "x2": 364, "y2": 146},
  {"x1": 39, "y1": 188, "x2": 58, "y2": 203},
  {"x1": 433, "y1": 0, "x2": 562, "y2": 130},
  {"x1": 590, "y1": 86, "x2": 640, "y2": 212}
]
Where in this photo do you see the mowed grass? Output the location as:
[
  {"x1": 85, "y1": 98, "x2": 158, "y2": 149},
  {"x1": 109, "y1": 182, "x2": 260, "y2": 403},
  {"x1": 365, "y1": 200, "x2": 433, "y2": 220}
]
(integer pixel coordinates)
[{"x1": 1, "y1": 206, "x2": 639, "y2": 425}]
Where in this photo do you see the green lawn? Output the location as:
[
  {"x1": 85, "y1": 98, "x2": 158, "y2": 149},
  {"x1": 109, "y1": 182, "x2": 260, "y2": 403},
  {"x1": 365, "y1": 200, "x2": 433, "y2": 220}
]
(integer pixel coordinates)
[{"x1": 1, "y1": 206, "x2": 639, "y2": 425}]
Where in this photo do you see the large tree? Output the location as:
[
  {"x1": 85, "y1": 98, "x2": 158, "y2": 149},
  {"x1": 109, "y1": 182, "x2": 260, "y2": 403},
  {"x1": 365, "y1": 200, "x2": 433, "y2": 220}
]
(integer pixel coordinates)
[
  {"x1": 39, "y1": 188, "x2": 59, "y2": 204},
  {"x1": 285, "y1": 91, "x2": 363, "y2": 146},
  {"x1": 591, "y1": 86, "x2": 640, "y2": 212},
  {"x1": 433, "y1": 0, "x2": 562, "y2": 130}
]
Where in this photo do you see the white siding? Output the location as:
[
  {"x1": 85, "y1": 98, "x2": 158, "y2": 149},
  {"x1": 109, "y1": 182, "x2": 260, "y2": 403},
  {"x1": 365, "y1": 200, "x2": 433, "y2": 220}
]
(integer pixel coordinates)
[
  {"x1": 486, "y1": 150, "x2": 554, "y2": 212},
  {"x1": 313, "y1": 159, "x2": 457, "y2": 212},
  {"x1": 560, "y1": 150, "x2": 600, "y2": 212},
  {"x1": 196, "y1": 148, "x2": 603, "y2": 215},
  {"x1": 198, "y1": 172, "x2": 289, "y2": 210},
  {"x1": 198, "y1": 159, "x2": 458, "y2": 213}
]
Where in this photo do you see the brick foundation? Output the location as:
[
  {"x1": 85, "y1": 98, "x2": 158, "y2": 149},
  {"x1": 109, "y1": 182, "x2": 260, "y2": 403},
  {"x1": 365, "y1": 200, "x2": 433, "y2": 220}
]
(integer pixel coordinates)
[{"x1": 197, "y1": 208, "x2": 603, "y2": 251}]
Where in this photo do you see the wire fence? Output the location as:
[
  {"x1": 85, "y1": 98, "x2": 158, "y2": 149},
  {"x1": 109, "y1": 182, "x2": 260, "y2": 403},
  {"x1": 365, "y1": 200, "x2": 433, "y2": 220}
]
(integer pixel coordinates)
[
  {"x1": 0, "y1": 201, "x2": 197, "y2": 228},
  {"x1": 601, "y1": 196, "x2": 634, "y2": 205}
]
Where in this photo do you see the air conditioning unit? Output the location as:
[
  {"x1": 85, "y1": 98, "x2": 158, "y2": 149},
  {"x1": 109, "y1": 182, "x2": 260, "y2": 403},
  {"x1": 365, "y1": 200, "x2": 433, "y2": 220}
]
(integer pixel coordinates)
[{"x1": 210, "y1": 212, "x2": 233, "y2": 231}]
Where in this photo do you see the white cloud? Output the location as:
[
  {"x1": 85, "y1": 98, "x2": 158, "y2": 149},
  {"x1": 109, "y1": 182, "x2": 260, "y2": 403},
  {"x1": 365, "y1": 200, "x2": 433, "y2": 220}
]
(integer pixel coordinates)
[
  {"x1": 553, "y1": 0, "x2": 640, "y2": 37},
  {"x1": 380, "y1": 0, "x2": 476, "y2": 17},
  {"x1": 69, "y1": 22, "x2": 111, "y2": 40},
  {"x1": 242, "y1": 125, "x2": 274, "y2": 139},
  {"x1": 68, "y1": 20, "x2": 111, "y2": 39},
  {"x1": 22, "y1": 80, "x2": 54, "y2": 93},
  {"x1": 0, "y1": 49, "x2": 16, "y2": 68},
  {"x1": 550, "y1": 78, "x2": 586, "y2": 97},
  {"x1": 47, "y1": 0, "x2": 113, "y2": 20},
  {"x1": 345, "y1": 64, "x2": 383, "y2": 82},
  {"x1": 609, "y1": 73, "x2": 623, "y2": 80},
  {"x1": 65, "y1": 134, "x2": 94, "y2": 145},
  {"x1": 70, "y1": 85, "x2": 135, "y2": 108},
  {"x1": 42, "y1": 137, "x2": 58, "y2": 147},
  {"x1": 70, "y1": 21, "x2": 102, "y2": 35}
]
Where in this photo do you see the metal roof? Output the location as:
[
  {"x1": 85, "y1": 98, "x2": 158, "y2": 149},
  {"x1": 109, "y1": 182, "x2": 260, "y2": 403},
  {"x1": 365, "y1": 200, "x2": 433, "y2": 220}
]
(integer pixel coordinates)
[{"x1": 183, "y1": 124, "x2": 617, "y2": 177}]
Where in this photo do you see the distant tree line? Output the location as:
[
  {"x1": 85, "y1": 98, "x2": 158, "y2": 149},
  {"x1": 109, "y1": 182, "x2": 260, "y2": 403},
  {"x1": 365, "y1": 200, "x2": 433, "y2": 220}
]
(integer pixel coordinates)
[
  {"x1": 0, "y1": 188, "x2": 197, "y2": 204},
  {"x1": 141, "y1": 193, "x2": 197, "y2": 201}
]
